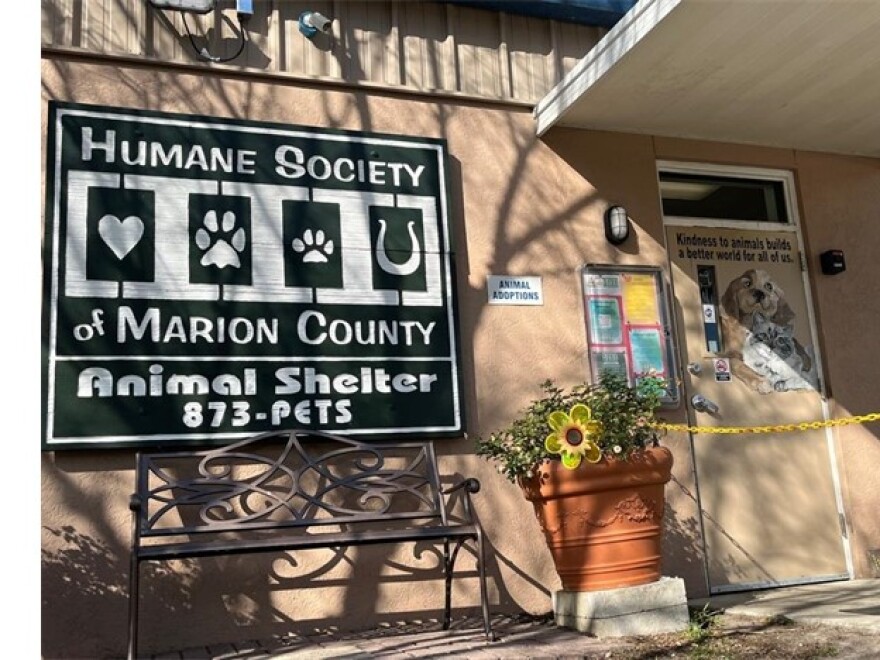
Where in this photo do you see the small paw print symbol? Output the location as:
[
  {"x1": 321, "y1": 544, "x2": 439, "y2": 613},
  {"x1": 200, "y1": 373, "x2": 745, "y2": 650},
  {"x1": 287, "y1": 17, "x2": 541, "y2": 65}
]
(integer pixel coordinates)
[
  {"x1": 195, "y1": 210, "x2": 246, "y2": 269},
  {"x1": 292, "y1": 229, "x2": 334, "y2": 263}
]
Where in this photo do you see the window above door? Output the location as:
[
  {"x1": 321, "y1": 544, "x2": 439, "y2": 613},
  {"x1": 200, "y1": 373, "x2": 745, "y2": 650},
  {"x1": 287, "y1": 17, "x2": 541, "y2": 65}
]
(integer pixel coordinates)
[{"x1": 659, "y1": 171, "x2": 789, "y2": 224}]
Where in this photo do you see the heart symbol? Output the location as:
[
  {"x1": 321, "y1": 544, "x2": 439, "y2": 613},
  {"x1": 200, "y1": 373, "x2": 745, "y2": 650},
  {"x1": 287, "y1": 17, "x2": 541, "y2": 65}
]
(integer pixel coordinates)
[{"x1": 98, "y1": 214, "x2": 144, "y2": 260}]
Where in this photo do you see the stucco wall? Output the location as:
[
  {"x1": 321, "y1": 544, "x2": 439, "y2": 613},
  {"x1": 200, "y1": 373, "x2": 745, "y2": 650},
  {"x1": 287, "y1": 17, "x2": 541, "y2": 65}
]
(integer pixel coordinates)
[
  {"x1": 41, "y1": 55, "x2": 880, "y2": 659},
  {"x1": 794, "y1": 152, "x2": 880, "y2": 579},
  {"x1": 40, "y1": 56, "x2": 696, "y2": 658}
]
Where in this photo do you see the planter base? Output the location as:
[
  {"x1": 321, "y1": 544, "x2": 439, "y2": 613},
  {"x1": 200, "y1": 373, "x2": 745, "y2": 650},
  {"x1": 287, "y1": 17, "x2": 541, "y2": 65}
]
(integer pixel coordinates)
[{"x1": 553, "y1": 576, "x2": 689, "y2": 637}]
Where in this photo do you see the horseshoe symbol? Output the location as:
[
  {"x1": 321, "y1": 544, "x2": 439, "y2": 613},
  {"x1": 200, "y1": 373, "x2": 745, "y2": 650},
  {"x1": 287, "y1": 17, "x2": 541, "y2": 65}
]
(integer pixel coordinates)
[{"x1": 376, "y1": 219, "x2": 421, "y2": 276}]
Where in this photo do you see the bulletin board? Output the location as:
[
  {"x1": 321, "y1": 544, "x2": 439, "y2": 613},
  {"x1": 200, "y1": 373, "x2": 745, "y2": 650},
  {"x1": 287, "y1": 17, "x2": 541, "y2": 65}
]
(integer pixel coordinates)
[{"x1": 581, "y1": 265, "x2": 680, "y2": 407}]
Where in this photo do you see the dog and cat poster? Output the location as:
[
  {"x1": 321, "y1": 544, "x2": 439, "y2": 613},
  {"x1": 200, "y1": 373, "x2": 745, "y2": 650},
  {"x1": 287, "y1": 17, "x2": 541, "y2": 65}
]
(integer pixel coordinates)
[
  {"x1": 671, "y1": 227, "x2": 820, "y2": 395},
  {"x1": 719, "y1": 266, "x2": 819, "y2": 393}
]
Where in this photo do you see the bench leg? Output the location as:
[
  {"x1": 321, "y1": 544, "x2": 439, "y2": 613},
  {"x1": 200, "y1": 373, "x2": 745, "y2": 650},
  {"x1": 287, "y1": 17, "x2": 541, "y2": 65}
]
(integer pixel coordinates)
[
  {"x1": 474, "y1": 528, "x2": 496, "y2": 641},
  {"x1": 443, "y1": 538, "x2": 470, "y2": 630},
  {"x1": 127, "y1": 557, "x2": 140, "y2": 660},
  {"x1": 442, "y1": 539, "x2": 452, "y2": 629},
  {"x1": 443, "y1": 535, "x2": 495, "y2": 641}
]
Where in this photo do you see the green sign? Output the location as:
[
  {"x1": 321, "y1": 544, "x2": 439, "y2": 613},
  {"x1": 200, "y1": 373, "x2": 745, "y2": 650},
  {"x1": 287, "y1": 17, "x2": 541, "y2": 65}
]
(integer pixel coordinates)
[
  {"x1": 42, "y1": 103, "x2": 462, "y2": 449},
  {"x1": 587, "y1": 298, "x2": 623, "y2": 344}
]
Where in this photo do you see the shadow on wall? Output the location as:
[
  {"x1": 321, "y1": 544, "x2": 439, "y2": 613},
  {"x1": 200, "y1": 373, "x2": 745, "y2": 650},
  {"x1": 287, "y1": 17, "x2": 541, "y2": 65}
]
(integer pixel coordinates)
[
  {"x1": 41, "y1": 527, "x2": 200, "y2": 659},
  {"x1": 41, "y1": 472, "x2": 550, "y2": 658},
  {"x1": 660, "y1": 500, "x2": 704, "y2": 587},
  {"x1": 42, "y1": 476, "x2": 507, "y2": 658}
]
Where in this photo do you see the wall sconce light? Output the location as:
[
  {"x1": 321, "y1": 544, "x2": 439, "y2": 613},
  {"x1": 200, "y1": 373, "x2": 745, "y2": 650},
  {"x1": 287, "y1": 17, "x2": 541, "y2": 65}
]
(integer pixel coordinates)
[
  {"x1": 298, "y1": 10, "x2": 333, "y2": 38},
  {"x1": 604, "y1": 205, "x2": 630, "y2": 245}
]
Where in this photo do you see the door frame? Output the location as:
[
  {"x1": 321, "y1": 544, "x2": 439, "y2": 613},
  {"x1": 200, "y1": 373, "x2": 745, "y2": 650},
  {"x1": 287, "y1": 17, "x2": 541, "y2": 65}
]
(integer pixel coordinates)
[{"x1": 656, "y1": 160, "x2": 854, "y2": 593}]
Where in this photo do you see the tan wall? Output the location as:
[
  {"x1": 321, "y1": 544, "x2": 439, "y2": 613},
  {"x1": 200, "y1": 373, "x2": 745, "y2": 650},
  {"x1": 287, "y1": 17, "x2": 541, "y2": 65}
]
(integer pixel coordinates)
[
  {"x1": 41, "y1": 55, "x2": 880, "y2": 658},
  {"x1": 41, "y1": 56, "x2": 689, "y2": 658},
  {"x1": 794, "y1": 152, "x2": 880, "y2": 579}
]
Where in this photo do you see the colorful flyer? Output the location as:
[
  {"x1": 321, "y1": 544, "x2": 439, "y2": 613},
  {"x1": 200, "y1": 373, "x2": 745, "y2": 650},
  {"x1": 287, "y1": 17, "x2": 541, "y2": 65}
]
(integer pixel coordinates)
[
  {"x1": 628, "y1": 327, "x2": 665, "y2": 375},
  {"x1": 583, "y1": 273, "x2": 621, "y2": 296},
  {"x1": 591, "y1": 350, "x2": 629, "y2": 382},
  {"x1": 587, "y1": 298, "x2": 623, "y2": 344},
  {"x1": 622, "y1": 274, "x2": 660, "y2": 325}
]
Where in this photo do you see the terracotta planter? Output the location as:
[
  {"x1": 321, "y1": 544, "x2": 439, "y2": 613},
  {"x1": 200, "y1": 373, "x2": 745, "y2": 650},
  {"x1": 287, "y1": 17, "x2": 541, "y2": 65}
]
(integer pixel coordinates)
[{"x1": 519, "y1": 446, "x2": 673, "y2": 592}]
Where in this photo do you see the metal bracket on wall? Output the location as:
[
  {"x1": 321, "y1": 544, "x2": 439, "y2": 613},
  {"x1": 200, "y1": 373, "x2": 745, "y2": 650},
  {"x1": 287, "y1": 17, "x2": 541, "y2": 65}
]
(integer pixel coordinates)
[{"x1": 148, "y1": 0, "x2": 252, "y2": 63}]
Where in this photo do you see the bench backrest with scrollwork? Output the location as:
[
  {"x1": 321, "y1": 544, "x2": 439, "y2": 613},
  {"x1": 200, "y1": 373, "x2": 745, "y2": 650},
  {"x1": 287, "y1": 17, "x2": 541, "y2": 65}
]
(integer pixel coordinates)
[{"x1": 133, "y1": 429, "x2": 449, "y2": 540}]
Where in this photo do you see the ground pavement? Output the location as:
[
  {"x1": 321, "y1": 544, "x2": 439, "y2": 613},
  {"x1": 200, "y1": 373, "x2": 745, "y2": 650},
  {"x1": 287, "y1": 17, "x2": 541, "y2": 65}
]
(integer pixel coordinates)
[{"x1": 150, "y1": 579, "x2": 880, "y2": 659}]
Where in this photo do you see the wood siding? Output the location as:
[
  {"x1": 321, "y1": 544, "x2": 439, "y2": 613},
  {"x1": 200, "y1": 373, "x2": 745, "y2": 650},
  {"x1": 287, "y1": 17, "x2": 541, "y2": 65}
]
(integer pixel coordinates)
[{"x1": 41, "y1": 0, "x2": 605, "y2": 104}]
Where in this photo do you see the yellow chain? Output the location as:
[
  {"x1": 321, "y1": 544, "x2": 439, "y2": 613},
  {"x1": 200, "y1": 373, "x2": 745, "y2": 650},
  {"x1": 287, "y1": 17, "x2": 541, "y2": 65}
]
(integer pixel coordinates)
[{"x1": 655, "y1": 412, "x2": 880, "y2": 435}]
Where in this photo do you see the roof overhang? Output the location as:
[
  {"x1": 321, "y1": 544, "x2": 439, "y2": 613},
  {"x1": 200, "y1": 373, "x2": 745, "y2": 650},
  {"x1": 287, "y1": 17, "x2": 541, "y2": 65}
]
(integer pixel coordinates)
[
  {"x1": 535, "y1": 0, "x2": 880, "y2": 157},
  {"x1": 446, "y1": 0, "x2": 637, "y2": 28}
]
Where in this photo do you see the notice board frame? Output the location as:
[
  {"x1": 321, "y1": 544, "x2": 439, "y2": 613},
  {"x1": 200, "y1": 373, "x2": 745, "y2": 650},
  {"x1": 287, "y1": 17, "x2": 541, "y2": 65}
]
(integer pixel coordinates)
[{"x1": 580, "y1": 264, "x2": 680, "y2": 408}]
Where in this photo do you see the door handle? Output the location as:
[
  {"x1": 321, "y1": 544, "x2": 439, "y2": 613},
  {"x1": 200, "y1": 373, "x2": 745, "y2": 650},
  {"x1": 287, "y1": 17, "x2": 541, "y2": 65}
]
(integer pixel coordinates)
[{"x1": 691, "y1": 394, "x2": 719, "y2": 414}]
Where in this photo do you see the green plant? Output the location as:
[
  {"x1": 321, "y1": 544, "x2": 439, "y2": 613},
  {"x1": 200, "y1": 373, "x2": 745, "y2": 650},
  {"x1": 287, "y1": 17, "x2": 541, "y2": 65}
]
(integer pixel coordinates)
[
  {"x1": 475, "y1": 371, "x2": 668, "y2": 483},
  {"x1": 685, "y1": 603, "x2": 720, "y2": 643},
  {"x1": 764, "y1": 613, "x2": 795, "y2": 627}
]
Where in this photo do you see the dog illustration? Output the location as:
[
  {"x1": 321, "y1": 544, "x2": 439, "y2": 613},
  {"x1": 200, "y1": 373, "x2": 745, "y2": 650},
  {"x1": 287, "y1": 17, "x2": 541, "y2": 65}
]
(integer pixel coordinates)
[{"x1": 719, "y1": 268, "x2": 811, "y2": 393}]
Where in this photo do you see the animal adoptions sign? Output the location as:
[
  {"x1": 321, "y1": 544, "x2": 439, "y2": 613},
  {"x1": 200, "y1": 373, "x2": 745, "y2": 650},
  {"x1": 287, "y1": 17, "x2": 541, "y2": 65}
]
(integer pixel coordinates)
[{"x1": 42, "y1": 103, "x2": 462, "y2": 449}]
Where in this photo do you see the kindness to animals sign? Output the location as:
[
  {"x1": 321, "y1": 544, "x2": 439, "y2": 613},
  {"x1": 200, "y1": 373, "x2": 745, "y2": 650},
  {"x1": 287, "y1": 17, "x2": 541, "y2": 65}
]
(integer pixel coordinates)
[{"x1": 42, "y1": 103, "x2": 462, "y2": 449}]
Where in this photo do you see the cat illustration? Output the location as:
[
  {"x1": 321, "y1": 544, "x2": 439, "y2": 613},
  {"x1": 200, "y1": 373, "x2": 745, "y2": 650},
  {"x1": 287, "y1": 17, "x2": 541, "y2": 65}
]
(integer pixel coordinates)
[{"x1": 742, "y1": 312, "x2": 818, "y2": 393}]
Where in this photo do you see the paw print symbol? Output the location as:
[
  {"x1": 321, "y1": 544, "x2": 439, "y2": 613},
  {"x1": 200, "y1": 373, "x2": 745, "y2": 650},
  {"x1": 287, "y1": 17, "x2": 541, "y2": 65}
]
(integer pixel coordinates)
[
  {"x1": 195, "y1": 210, "x2": 246, "y2": 269},
  {"x1": 292, "y1": 229, "x2": 334, "y2": 264}
]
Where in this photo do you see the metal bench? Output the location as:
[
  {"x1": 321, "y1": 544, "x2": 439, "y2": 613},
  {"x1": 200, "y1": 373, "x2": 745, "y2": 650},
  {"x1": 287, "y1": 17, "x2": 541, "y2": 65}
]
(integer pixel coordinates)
[{"x1": 127, "y1": 429, "x2": 493, "y2": 659}]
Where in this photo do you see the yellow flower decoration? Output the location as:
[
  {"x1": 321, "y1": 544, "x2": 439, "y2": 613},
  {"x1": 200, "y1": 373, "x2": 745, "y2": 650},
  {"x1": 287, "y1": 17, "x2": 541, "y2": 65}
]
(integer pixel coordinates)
[{"x1": 545, "y1": 404, "x2": 603, "y2": 469}]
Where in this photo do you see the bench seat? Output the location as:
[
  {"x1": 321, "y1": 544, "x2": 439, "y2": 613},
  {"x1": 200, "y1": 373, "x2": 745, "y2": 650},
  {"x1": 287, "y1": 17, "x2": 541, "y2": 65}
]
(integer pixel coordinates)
[{"x1": 135, "y1": 523, "x2": 481, "y2": 561}]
